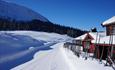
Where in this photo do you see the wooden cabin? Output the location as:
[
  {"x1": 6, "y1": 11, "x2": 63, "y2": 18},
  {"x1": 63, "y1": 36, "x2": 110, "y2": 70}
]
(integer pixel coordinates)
[
  {"x1": 102, "y1": 16, "x2": 115, "y2": 36},
  {"x1": 82, "y1": 33, "x2": 95, "y2": 53},
  {"x1": 94, "y1": 16, "x2": 115, "y2": 60},
  {"x1": 75, "y1": 32, "x2": 105, "y2": 53}
]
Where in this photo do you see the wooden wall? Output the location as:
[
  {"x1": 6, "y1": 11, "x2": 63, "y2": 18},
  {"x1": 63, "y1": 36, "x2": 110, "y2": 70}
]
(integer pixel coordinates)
[{"x1": 106, "y1": 24, "x2": 115, "y2": 36}]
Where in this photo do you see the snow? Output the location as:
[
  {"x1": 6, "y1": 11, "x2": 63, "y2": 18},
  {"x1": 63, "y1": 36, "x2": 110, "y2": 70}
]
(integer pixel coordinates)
[
  {"x1": 0, "y1": 32, "x2": 44, "y2": 56},
  {"x1": 75, "y1": 33, "x2": 87, "y2": 40},
  {"x1": 102, "y1": 16, "x2": 115, "y2": 26},
  {"x1": 75, "y1": 31, "x2": 114, "y2": 45},
  {"x1": 0, "y1": 31, "x2": 113, "y2": 70},
  {"x1": 28, "y1": 47, "x2": 35, "y2": 50},
  {"x1": 0, "y1": 0, "x2": 48, "y2": 21},
  {"x1": 12, "y1": 43, "x2": 70, "y2": 70},
  {"x1": 3, "y1": 31, "x2": 72, "y2": 42},
  {"x1": 0, "y1": 31, "x2": 72, "y2": 70},
  {"x1": 75, "y1": 32, "x2": 106, "y2": 41},
  {"x1": 12, "y1": 43, "x2": 113, "y2": 70},
  {"x1": 95, "y1": 35, "x2": 115, "y2": 44},
  {"x1": 90, "y1": 32, "x2": 115, "y2": 44}
]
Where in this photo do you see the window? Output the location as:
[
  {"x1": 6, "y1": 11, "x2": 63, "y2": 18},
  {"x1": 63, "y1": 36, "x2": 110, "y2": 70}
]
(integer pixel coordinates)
[{"x1": 113, "y1": 26, "x2": 115, "y2": 35}]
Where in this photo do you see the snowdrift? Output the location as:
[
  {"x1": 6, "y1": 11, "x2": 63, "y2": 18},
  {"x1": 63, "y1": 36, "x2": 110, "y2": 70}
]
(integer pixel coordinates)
[{"x1": 12, "y1": 43, "x2": 113, "y2": 70}]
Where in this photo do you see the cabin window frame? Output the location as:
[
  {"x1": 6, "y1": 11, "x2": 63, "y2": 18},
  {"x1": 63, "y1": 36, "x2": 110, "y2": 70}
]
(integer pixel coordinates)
[{"x1": 112, "y1": 26, "x2": 115, "y2": 35}]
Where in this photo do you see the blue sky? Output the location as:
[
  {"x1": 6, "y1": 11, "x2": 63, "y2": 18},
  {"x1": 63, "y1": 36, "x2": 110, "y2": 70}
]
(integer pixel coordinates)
[{"x1": 4, "y1": 0, "x2": 115, "y2": 31}]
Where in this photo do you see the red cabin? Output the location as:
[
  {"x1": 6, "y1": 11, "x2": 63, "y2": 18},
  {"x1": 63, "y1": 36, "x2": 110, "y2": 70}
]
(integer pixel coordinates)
[
  {"x1": 94, "y1": 16, "x2": 115, "y2": 60},
  {"x1": 75, "y1": 32, "x2": 105, "y2": 53}
]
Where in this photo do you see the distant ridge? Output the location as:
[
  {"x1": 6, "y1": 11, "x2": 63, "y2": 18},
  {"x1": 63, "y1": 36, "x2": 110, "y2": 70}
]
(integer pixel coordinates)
[
  {"x1": 0, "y1": 0, "x2": 48, "y2": 22},
  {"x1": 0, "y1": 0, "x2": 86, "y2": 37}
]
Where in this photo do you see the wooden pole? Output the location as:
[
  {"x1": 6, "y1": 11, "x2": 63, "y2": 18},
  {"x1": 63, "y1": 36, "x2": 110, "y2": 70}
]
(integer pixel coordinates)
[
  {"x1": 105, "y1": 27, "x2": 114, "y2": 66},
  {"x1": 110, "y1": 29, "x2": 113, "y2": 58},
  {"x1": 100, "y1": 42, "x2": 105, "y2": 62},
  {"x1": 94, "y1": 32, "x2": 98, "y2": 58},
  {"x1": 97, "y1": 34, "x2": 101, "y2": 59}
]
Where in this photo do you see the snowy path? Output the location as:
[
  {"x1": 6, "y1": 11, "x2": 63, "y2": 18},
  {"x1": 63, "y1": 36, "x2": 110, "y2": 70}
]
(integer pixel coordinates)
[
  {"x1": 12, "y1": 43, "x2": 113, "y2": 70},
  {"x1": 12, "y1": 43, "x2": 71, "y2": 70}
]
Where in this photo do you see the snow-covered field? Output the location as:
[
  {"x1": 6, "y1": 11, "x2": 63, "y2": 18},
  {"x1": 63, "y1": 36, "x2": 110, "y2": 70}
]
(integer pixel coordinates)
[
  {"x1": 0, "y1": 31, "x2": 113, "y2": 70},
  {"x1": 12, "y1": 43, "x2": 113, "y2": 70},
  {"x1": 0, "y1": 31, "x2": 72, "y2": 70},
  {"x1": 4, "y1": 31, "x2": 72, "y2": 42}
]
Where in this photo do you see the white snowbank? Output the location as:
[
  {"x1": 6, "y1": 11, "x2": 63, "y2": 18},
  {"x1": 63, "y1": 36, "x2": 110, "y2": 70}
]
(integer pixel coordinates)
[
  {"x1": 12, "y1": 43, "x2": 70, "y2": 70},
  {"x1": 0, "y1": 31, "x2": 72, "y2": 70},
  {"x1": 12, "y1": 43, "x2": 113, "y2": 70},
  {"x1": 3, "y1": 31, "x2": 72, "y2": 42}
]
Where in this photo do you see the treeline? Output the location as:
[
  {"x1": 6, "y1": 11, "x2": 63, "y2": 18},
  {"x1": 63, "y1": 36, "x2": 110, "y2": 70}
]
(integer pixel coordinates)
[{"x1": 0, "y1": 18, "x2": 86, "y2": 37}]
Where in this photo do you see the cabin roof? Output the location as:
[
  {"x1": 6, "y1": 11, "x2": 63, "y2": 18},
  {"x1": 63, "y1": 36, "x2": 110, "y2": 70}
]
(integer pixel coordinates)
[
  {"x1": 75, "y1": 33, "x2": 87, "y2": 40},
  {"x1": 75, "y1": 32, "x2": 106, "y2": 41},
  {"x1": 102, "y1": 16, "x2": 115, "y2": 26},
  {"x1": 92, "y1": 35, "x2": 115, "y2": 45}
]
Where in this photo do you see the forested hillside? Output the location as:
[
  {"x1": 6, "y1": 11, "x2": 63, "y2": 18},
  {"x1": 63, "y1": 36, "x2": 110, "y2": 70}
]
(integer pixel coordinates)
[{"x1": 0, "y1": 18, "x2": 86, "y2": 37}]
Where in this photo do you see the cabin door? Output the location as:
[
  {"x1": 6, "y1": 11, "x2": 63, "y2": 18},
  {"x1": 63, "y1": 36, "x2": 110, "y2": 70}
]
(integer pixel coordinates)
[{"x1": 85, "y1": 41, "x2": 90, "y2": 49}]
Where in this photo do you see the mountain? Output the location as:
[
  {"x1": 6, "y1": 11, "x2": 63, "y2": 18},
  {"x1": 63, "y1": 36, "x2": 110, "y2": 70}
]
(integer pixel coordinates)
[
  {"x1": 0, "y1": 0, "x2": 86, "y2": 37},
  {"x1": 0, "y1": 0, "x2": 48, "y2": 22}
]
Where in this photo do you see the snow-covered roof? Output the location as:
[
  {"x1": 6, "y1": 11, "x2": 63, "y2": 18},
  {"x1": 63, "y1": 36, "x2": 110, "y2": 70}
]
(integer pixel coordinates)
[
  {"x1": 102, "y1": 16, "x2": 115, "y2": 26},
  {"x1": 75, "y1": 32, "x2": 106, "y2": 41},
  {"x1": 93, "y1": 35, "x2": 115, "y2": 45},
  {"x1": 75, "y1": 33, "x2": 87, "y2": 40}
]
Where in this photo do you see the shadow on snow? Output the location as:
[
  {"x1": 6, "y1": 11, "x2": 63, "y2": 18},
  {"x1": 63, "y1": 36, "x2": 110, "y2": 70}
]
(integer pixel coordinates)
[{"x1": 0, "y1": 33, "x2": 55, "y2": 70}]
